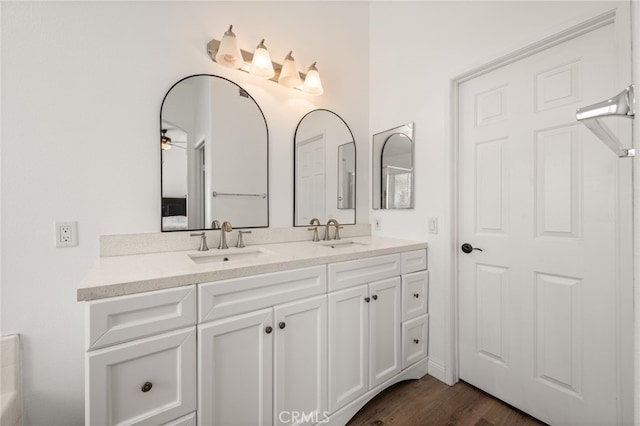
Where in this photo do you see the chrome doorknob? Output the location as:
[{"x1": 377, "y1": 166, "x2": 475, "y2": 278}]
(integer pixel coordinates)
[{"x1": 461, "y1": 243, "x2": 483, "y2": 254}]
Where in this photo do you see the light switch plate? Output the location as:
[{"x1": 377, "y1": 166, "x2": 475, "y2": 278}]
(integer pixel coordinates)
[{"x1": 428, "y1": 217, "x2": 438, "y2": 234}]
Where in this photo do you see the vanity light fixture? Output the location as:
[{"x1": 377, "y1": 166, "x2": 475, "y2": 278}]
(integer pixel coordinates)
[
  {"x1": 302, "y1": 62, "x2": 324, "y2": 96},
  {"x1": 214, "y1": 25, "x2": 244, "y2": 69},
  {"x1": 206, "y1": 25, "x2": 324, "y2": 95},
  {"x1": 250, "y1": 39, "x2": 275, "y2": 79},
  {"x1": 278, "y1": 51, "x2": 303, "y2": 88},
  {"x1": 161, "y1": 129, "x2": 172, "y2": 150}
]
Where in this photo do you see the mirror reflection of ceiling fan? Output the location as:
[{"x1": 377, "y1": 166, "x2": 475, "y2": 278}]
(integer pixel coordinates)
[{"x1": 161, "y1": 128, "x2": 187, "y2": 150}]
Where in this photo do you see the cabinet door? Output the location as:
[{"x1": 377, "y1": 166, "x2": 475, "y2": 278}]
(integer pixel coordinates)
[
  {"x1": 274, "y1": 295, "x2": 327, "y2": 426},
  {"x1": 369, "y1": 277, "x2": 401, "y2": 388},
  {"x1": 86, "y1": 328, "x2": 196, "y2": 426},
  {"x1": 328, "y1": 285, "x2": 369, "y2": 412},
  {"x1": 198, "y1": 309, "x2": 273, "y2": 426}
]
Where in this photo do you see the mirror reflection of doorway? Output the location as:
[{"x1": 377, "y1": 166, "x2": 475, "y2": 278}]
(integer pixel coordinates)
[
  {"x1": 383, "y1": 165, "x2": 412, "y2": 209},
  {"x1": 380, "y1": 132, "x2": 413, "y2": 209},
  {"x1": 195, "y1": 141, "x2": 205, "y2": 229},
  {"x1": 296, "y1": 133, "x2": 326, "y2": 224}
]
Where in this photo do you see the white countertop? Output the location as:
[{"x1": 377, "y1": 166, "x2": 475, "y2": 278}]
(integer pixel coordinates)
[{"x1": 78, "y1": 236, "x2": 427, "y2": 301}]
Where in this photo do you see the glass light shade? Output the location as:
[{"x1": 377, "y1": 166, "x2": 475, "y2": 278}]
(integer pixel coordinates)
[
  {"x1": 215, "y1": 25, "x2": 244, "y2": 69},
  {"x1": 302, "y1": 62, "x2": 324, "y2": 96},
  {"x1": 278, "y1": 51, "x2": 302, "y2": 88},
  {"x1": 161, "y1": 130, "x2": 172, "y2": 150},
  {"x1": 250, "y1": 39, "x2": 275, "y2": 79}
]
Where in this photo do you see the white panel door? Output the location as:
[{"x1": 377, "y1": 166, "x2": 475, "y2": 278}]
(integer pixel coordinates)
[
  {"x1": 459, "y1": 19, "x2": 632, "y2": 425},
  {"x1": 198, "y1": 309, "x2": 273, "y2": 426},
  {"x1": 274, "y1": 296, "x2": 327, "y2": 426}
]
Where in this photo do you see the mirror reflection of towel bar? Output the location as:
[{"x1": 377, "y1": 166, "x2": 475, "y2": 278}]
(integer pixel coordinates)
[
  {"x1": 212, "y1": 191, "x2": 267, "y2": 199},
  {"x1": 576, "y1": 84, "x2": 635, "y2": 158}
]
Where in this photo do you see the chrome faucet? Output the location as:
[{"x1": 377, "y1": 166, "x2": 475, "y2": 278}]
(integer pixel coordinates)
[
  {"x1": 324, "y1": 219, "x2": 340, "y2": 241},
  {"x1": 218, "y1": 221, "x2": 232, "y2": 249},
  {"x1": 190, "y1": 232, "x2": 209, "y2": 251}
]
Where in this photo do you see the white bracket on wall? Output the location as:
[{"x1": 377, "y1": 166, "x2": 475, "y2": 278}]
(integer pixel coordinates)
[{"x1": 576, "y1": 84, "x2": 635, "y2": 158}]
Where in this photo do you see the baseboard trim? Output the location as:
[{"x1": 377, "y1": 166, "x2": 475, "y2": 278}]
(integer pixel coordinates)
[{"x1": 427, "y1": 358, "x2": 449, "y2": 385}]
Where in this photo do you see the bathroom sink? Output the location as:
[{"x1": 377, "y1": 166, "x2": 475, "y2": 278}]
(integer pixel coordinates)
[
  {"x1": 318, "y1": 239, "x2": 369, "y2": 249},
  {"x1": 189, "y1": 248, "x2": 275, "y2": 264}
]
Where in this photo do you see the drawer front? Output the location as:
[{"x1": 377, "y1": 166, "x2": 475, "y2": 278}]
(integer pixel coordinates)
[
  {"x1": 199, "y1": 266, "x2": 326, "y2": 323},
  {"x1": 162, "y1": 412, "x2": 196, "y2": 426},
  {"x1": 86, "y1": 328, "x2": 196, "y2": 426},
  {"x1": 328, "y1": 254, "x2": 401, "y2": 292},
  {"x1": 402, "y1": 271, "x2": 429, "y2": 321},
  {"x1": 401, "y1": 249, "x2": 427, "y2": 275},
  {"x1": 402, "y1": 314, "x2": 429, "y2": 369},
  {"x1": 86, "y1": 285, "x2": 196, "y2": 351}
]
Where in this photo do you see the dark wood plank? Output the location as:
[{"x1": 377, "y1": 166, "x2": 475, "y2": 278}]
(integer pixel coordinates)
[{"x1": 346, "y1": 375, "x2": 547, "y2": 426}]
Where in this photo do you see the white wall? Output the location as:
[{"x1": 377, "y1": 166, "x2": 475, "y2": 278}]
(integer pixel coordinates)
[
  {"x1": 369, "y1": 0, "x2": 628, "y2": 382},
  {"x1": 0, "y1": 2, "x2": 369, "y2": 425}
]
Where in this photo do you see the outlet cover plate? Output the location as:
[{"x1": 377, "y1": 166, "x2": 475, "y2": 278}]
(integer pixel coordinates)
[{"x1": 56, "y1": 221, "x2": 78, "y2": 247}]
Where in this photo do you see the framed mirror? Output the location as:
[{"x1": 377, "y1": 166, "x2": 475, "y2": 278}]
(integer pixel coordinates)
[
  {"x1": 160, "y1": 75, "x2": 269, "y2": 231},
  {"x1": 294, "y1": 109, "x2": 356, "y2": 226},
  {"x1": 372, "y1": 123, "x2": 414, "y2": 209}
]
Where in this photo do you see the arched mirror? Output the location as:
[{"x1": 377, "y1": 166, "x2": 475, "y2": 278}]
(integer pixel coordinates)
[
  {"x1": 372, "y1": 122, "x2": 414, "y2": 209},
  {"x1": 160, "y1": 75, "x2": 268, "y2": 231},
  {"x1": 294, "y1": 109, "x2": 356, "y2": 226}
]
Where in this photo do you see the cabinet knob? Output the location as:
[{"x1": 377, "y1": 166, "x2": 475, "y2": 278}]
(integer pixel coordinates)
[
  {"x1": 364, "y1": 297, "x2": 370, "y2": 303},
  {"x1": 372, "y1": 294, "x2": 378, "y2": 301},
  {"x1": 265, "y1": 326, "x2": 273, "y2": 334},
  {"x1": 413, "y1": 339, "x2": 420, "y2": 344},
  {"x1": 413, "y1": 293, "x2": 420, "y2": 298},
  {"x1": 141, "y1": 381, "x2": 153, "y2": 393},
  {"x1": 279, "y1": 322, "x2": 286, "y2": 330}
]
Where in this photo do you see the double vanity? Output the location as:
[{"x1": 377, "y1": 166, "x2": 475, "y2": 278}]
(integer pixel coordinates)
[
  {"x1": 78, "y1": 227, "x2": 428, "y2": 425},
  {"x1": 81, "y1": 71, "x2": 425, "y2": 425}
]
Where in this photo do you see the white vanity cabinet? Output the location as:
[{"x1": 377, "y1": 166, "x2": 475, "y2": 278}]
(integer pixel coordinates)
[
  {"x1": 327, "y1": 278, "x2": 401, "y2": 412},
  {"x1": 327, "y1": 250, "x2": 428, "y2": 415},
  {"x1": 197, "y1": 266, "x2": 327, "y2": 426},
  {"x1": 82, "y1": 241, "x2": 429, "y2": 426},
  {"x1": 400, "y1": 253, "x2": 429, "y2": 370},
  {"x1": 327, "y1": 255, "x2": 403, "y2": 412},
  {"x1": 84, "y1": 285, "x2": 197, "y2": 426}
]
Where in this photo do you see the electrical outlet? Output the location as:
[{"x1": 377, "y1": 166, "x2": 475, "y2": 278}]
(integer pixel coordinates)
[
  {"x1": 374, "y1": 216, "x2": 382, "y2": 231},
  {"x1": 56, "y1": 221, "x2": 78, "y2": 247}
]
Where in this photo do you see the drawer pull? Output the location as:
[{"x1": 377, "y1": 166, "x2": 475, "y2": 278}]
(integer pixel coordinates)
[
  {"x1": 141, "y1": 382, "x2": 153, "y2": 393},
  {"x1": 364, "y1": 297, "x2": 370, "y2": 303},
  {"x1": 372, "y1": 294, "x2": 378, "y2": 301},
  {"x1": 413, "y1": 293, "x2": 420, "y2": 298},
  {"x1": 279, "y1": 322, "x2": 286, "y2": 330},
  {"x1": 413, "y1": 339, "x2": 420, "y2": 344},
  {"x1": 265, "y1": 326, "x2": 273, "y2": 334}
]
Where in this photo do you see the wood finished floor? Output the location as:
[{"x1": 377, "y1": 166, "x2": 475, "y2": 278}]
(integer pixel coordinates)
[{"x1": 346, "y1": 375, "x2": 547, "y2": 426}]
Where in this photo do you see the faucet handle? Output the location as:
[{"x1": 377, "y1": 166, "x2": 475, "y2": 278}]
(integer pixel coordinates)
[
  {"x1": 190, "y1": 232, "x2": 209, "y2": 251},
  {"x1": 334, "y1": 225, "x2": 344, "y2": 240},
  {"x1": 307, "y1": 227, "x2": 320, "y2": 242},
  {"x1": 236, "y1": 230, "x2": 252, "y2": 248}
]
